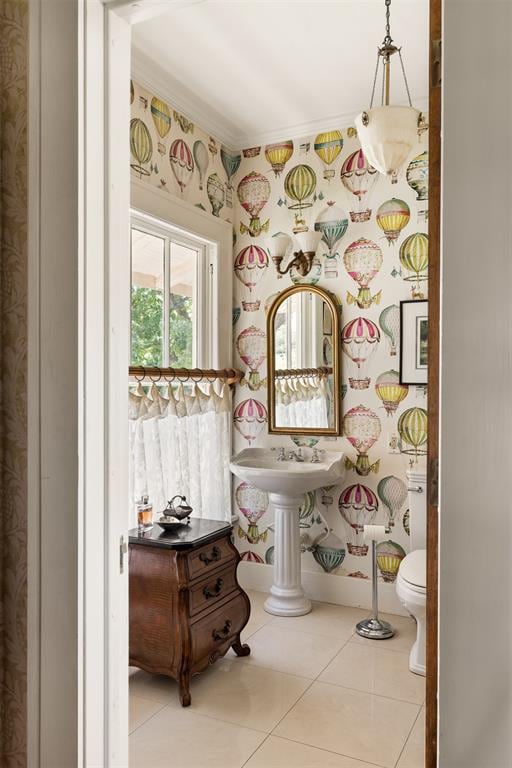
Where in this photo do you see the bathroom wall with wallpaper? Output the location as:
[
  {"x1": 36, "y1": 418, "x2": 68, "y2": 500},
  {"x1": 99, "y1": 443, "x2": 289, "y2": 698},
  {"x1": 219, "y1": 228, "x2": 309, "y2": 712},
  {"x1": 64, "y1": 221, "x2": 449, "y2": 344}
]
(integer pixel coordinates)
[
  {"x1": 232, "y1": 131, "x2": 428, "y2": 584},
  {"x1": 129, "y1": 77, "x2": 429, "y2": 588},
  {"x1": 130, "y1": 79, "x2": 234, "y2": 222}
]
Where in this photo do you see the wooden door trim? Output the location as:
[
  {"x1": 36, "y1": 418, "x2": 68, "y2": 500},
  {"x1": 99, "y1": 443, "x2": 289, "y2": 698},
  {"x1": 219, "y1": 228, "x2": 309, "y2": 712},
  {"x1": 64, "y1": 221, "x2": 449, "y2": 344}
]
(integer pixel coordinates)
[{"x1": 426, "y1": 0, "x2": 441, "y2": 765}]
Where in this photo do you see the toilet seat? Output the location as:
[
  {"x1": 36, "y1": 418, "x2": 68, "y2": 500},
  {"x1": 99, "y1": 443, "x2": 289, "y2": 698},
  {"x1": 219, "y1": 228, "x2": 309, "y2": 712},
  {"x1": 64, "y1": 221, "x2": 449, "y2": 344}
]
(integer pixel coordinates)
[{"x1": 399, "y1": 549, "x2": 426, "y2": 589}]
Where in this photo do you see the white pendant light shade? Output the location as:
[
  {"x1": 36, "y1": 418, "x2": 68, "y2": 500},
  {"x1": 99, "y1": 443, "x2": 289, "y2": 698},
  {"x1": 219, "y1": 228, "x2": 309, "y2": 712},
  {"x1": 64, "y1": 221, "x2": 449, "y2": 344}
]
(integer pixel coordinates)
[
  {"x1": 355, "y1": 107, "x2": 421, "y2": 177},
  {"x1": 294, "y1": 229, "x2": 322, "y2": 254}
]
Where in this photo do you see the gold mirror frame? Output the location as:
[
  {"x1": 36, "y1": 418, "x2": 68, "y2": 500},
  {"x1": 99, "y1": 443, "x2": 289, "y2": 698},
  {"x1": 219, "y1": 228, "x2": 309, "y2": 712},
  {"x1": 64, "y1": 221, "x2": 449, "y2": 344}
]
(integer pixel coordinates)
[{"x1": 266, "y1": 284, "x2": 342, "y2": 436}]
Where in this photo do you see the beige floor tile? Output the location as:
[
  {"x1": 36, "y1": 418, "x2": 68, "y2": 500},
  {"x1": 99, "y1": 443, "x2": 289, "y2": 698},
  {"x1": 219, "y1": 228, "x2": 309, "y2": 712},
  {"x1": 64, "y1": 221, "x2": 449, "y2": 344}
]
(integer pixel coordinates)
[
  {"x1": 350, "y1": 612, "x2": 417, "y2": 653},
  {"x1": 242, "y1": 622, "x2": 346, "y2": 678},
  {"x1": 129, "y1": 667, "x2": 178, "y2": 704},
  {"x1": 397, "y1": 708, "x2": 425, "y2": 768},
  {"x1": 129, "y1": 705, "x2": 265, "y2": 768},
  {"x1": 241, "y1": 590, "x2": 274, "y2": 639},
  {"x1": 319, "y1": 642, "x2": 425, "y2": 704},
  {"x1": 129, "y1": 694, "x2": 165, "y2": 734},
  {"x1": 274, "y1": 681, "x2": 420, "y2": 768},
  {"x1": 244, "y1": 736, "x2": 380, "y2": 768},
  {"x1": 268, "y1": 601, "x2": 368, "y2": 640},
  {"x1": 184, "y1": 657, "x2": 311, "y2": 732}
]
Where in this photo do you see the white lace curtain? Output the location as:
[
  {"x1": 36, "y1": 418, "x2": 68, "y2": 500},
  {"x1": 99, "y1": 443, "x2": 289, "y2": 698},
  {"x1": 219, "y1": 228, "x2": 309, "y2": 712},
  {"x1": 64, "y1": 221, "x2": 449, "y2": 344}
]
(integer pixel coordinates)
[
  {"x1": 129, "y1": 381, "x2": 232, "y2": 527},
  {"x1": 275, "y1": 376, "x2": 330, "y2": 429}
]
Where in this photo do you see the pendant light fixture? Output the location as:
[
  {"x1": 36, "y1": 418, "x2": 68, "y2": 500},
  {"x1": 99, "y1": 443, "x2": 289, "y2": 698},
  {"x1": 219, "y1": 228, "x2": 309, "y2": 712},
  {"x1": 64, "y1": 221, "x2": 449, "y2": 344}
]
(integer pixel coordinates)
[{"x1": 355, "y1": 0, "x2": 427, "y2": 179}]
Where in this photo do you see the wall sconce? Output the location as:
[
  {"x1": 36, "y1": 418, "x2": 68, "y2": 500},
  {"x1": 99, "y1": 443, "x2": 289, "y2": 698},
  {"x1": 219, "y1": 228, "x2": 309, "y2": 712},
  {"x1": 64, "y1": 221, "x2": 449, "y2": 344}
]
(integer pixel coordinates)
[{"x1": 266, "y1": 230, "x2": 322, "y2": 278}]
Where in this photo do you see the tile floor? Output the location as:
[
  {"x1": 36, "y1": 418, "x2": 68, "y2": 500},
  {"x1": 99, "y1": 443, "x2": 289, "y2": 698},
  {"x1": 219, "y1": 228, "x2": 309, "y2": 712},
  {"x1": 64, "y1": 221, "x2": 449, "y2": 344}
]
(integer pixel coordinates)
[{"x1": 129, "y1": 590, "x2": 425, "y2": 768}]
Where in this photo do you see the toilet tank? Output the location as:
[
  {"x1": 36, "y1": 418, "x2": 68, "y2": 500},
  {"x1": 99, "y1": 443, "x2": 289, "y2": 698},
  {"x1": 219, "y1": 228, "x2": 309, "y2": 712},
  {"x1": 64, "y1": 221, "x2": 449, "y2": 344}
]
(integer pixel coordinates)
[{"x1": 406, "y1": 468, "x2": 427, "y2": 550}]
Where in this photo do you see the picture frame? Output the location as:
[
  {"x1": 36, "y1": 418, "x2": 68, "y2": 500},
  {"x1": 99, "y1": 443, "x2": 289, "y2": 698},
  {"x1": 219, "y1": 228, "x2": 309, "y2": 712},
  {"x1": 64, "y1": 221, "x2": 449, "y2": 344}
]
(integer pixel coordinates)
[{"x1": 400, "y1": 300, "x2": 428, "y2": 385}]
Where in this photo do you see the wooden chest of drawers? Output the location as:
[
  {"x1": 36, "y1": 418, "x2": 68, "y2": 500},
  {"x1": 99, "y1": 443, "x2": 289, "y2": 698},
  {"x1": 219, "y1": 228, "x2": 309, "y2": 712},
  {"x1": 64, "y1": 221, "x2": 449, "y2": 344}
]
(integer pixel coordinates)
[{"x1": 129, "y1": 519, "x2": 251, "y2": 706}]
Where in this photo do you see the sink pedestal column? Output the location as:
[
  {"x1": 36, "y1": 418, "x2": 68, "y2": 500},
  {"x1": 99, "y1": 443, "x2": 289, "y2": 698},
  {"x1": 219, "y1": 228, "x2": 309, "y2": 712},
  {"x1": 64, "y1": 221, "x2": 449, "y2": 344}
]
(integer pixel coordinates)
[{"x1": 264, "y1": 493, "x2": 312, "y2": 616}]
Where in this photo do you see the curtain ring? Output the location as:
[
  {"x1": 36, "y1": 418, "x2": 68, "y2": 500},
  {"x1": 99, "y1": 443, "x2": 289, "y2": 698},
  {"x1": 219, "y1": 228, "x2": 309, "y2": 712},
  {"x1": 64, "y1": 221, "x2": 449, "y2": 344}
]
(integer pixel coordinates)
[
  {"x1": 191, "y1": 368, "x2": 203, "y2": 383},
  {"x1": 135, "y1": 367, "x2": 145, "y2": 383},
  {"x1": 150, "y1": 370, "x2": 162, "y2": 384}
]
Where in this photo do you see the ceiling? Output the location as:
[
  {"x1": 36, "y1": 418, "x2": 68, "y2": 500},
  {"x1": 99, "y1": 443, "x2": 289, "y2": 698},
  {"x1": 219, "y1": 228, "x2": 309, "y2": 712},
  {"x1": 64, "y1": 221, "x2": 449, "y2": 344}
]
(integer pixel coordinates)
[{"x1": 132, "y1": 0, "x2": 429, "y2": 150}]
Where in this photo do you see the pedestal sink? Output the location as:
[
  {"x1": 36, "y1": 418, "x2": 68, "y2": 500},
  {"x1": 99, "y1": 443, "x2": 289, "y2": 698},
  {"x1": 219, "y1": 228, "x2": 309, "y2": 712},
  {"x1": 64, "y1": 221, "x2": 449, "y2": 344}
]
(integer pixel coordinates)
[{"x1": 230, "y1": 447, "x2": 345, "y2": 616}]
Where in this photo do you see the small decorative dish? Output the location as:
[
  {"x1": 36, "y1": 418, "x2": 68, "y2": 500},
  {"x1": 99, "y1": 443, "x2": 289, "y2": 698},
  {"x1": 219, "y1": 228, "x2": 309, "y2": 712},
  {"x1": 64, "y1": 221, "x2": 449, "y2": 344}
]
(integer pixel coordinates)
[{"x1": 156, "y1": 495, "x2": 193, "y2": 532}]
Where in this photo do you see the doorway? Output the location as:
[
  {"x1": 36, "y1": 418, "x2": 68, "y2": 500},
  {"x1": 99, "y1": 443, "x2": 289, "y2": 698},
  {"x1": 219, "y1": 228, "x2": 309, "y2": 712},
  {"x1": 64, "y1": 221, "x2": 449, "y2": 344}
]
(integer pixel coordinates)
[{"x1": 28, "y1": 0, "x2": 440, "y2": 765}]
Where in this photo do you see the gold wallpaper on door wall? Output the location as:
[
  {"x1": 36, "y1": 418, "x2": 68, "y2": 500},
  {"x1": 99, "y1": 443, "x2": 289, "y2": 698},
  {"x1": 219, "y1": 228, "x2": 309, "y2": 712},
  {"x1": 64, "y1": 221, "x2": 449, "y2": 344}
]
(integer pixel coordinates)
[
  {"x1": 232, "y1": 133, "x2": 428, "y2": 582},
  {"x1": 0, "y1": 0, "x2": 28, "y2": 765}
]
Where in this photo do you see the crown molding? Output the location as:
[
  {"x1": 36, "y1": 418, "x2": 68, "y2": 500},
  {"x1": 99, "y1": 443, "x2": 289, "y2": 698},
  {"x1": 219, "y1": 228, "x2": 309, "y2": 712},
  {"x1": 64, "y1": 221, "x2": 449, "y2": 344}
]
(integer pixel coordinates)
[
  {"x1": 131, "y1": 47, "x2": 242, "y2": 149},
  {"x1": 132, "y1": 47, "x2": 428, "y2": 151}
]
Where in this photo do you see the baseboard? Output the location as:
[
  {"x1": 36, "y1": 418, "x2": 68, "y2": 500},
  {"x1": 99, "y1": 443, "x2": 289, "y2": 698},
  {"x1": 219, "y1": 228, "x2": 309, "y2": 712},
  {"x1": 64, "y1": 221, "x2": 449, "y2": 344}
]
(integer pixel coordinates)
[{"x1": 238, "y1": 561, "x2": 408, "y2": 617}]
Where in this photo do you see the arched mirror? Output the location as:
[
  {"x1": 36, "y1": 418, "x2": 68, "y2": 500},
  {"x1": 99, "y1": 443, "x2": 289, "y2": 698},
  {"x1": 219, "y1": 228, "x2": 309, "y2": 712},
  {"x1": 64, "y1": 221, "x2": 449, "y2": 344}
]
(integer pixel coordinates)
[{"x1": 267, "y1": 284, "x2": 342, "y2": 436}]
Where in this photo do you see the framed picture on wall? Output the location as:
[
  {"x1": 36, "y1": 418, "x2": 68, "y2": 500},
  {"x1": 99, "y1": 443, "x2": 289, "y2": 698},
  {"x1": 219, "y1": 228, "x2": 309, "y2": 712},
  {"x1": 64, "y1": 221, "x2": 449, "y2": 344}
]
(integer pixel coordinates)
[{"x1": 400, "y1": 300, "x2": 428, "y2": 385}]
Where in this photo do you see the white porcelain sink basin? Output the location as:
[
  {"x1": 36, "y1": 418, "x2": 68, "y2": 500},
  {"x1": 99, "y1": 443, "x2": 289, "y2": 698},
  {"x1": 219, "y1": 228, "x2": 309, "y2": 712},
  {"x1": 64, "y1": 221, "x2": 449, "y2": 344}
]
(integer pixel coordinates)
[
  {"x1": 230, "y1": 447, "x2": 345, "y2": 617},
  {"x1": 230, "y1": 447, "x2": 345, "y2": 496}
]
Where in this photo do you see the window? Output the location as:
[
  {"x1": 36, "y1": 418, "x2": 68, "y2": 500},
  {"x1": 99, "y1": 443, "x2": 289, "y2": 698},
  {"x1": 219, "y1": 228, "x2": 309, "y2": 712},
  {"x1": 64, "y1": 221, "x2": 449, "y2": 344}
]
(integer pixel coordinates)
[{"x1": 130, "y1": 213, "x2": 214, "y2": 368}]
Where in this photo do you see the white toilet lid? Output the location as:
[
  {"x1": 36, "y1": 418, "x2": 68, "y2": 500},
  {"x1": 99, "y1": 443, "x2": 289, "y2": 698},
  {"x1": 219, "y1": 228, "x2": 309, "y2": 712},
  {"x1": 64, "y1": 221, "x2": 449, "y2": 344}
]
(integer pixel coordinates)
[{"x1": 400, "y1": 549, "x2": 426, "y2": 588}]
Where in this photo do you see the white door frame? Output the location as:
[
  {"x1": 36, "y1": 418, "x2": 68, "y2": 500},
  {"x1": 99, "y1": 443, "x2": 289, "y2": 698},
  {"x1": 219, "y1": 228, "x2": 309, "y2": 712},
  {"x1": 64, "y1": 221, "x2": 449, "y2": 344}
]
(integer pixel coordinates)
[{"x1": 27, "y1": 1, "x2": 169, "y2": 765}]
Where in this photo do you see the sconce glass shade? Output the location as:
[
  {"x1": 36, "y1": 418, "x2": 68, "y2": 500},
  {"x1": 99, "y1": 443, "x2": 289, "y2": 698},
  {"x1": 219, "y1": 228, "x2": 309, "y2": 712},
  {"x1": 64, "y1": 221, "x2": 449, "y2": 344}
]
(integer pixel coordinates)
[
  {"x1": 266, "y1": 233, "x2": 291, "y2": 260},
  {"x1": 294, "y1": 229, "x2": 322, "y2": 254},
  {"x1": 354, "y1": 105, "x2": 421, "y2": 177}
]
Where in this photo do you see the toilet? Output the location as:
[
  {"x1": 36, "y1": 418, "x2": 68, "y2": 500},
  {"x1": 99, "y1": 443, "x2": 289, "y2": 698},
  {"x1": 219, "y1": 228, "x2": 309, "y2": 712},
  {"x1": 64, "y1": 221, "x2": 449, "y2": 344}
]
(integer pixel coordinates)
[{"x1": 396, "y1": 468, "x2": 427, "y2": 676}]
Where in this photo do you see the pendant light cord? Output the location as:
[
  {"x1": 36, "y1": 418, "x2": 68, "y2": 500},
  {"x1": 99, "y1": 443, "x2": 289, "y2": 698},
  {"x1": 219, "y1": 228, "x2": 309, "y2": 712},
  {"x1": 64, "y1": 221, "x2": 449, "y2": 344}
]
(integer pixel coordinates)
[{"x1": 368, "y1": 0, "x2": 413, "y2": 109}]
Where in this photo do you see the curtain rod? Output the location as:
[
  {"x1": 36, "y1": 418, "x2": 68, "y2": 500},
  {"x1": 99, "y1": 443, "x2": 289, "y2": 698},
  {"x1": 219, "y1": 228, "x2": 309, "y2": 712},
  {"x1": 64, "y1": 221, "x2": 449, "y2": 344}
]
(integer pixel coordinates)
[
  {"x1": 129, "y1": 366, "x2": 243, "y2": 387},
  {"x1": 274, "y1": 366, "x2": 333, "y2": 380}
]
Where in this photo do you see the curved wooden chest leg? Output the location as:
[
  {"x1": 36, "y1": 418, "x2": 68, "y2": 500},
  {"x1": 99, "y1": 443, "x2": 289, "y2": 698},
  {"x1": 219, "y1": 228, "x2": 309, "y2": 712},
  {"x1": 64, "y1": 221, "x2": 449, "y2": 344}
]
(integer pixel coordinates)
[
  {"x1": 231, "y1": 634, "x2": 251, "y2": 657},
  {"x1": 179, "y1": 671, "x2": 191, "y2": 707}
]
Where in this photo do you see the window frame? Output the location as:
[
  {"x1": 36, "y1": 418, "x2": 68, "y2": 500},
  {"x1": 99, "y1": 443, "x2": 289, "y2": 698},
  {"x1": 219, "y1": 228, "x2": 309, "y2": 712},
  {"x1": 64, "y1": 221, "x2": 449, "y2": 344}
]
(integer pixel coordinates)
[{"x1": 130, "y1": 210, "x2": 216, "y2": 369}]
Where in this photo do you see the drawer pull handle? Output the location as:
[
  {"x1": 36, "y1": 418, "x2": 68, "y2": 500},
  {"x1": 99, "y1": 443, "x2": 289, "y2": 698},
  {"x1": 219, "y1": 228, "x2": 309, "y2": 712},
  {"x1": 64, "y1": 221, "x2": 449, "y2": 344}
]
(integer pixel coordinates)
[
  {"x1": 203, "y1": 577, "x2": 224, "y2": 599},
  {"x1": 212, "y1": 620, "x2": 232, "y2": 642},
  {"x1": 199, "y1": 546, "x2": 221, "y2": 566}
]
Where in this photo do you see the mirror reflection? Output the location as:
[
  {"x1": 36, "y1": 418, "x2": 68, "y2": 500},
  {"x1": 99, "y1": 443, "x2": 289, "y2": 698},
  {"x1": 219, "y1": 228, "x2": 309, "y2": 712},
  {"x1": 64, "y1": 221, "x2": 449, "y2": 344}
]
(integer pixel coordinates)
[{"x1": 268, "y1": 286, "x2": 341, "y2": 434}]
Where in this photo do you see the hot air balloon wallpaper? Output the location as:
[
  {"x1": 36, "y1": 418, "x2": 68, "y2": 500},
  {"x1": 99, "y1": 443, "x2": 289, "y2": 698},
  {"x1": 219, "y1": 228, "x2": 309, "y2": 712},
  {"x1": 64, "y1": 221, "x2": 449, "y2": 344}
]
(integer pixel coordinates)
[
  {"x1": 193, "y1": 140, "x2": 209, "y2": 190},
  {"x1": 315, "y1": 201, "x2": 349, "y2": 278},
  {"x1": 314, "y1": 131, "x2": 343, "y2": 180},
  {"x1": 398, "y1": 407, "x2": 428, "y2": 460},
  {"x1": 130, "y1": 118, "x2": 153, "y2": 178},
  {"x1": 342, "y1": 317, "x2": 381, "y2": 370},
  {"x1": 375, "y1": 370, "x2": 409, "y2": 415},
  {"x1": 407, "y1": 151, "x2": 429, "y2": 201},
  {"x1": 130, "y1": 79, "x2": 134, "y2": 105},
  {"x1": 283, "y1": 164, "x2": 317, "y2": 232},
  {"x1": 403, "y1": 509, "x2": 410, "y2": 536},
  {"x1": 240, "y1": 551, "x2": 264, "y2": 564},
  {"x1": 376, "y1": 198, "x2": 411, "y2": 245},
  {"x1": 312, "y1": 531, "x2": 346, "y2": 573},
  {"x1": 399, "y1": 233, "x2": 429, "y2": 296},
  {"x1": 343, "y1": 405, "x2": 381, "y2": 475},
  {"x1": 150, "y1": 96, "x2": 171, "y2": 139},
  {"x1": 376, "y1": 540, "x2": 406, "y2": 582},
  {"x1": 221, "y1": 146, "x2": 242, "y2": 207},
  {"x1": 206, "y1": 172, "x2": 225, "y2": 217},
  {"x1": 130, "y1": 79, "x2": 429, "y2": 588},
  {"x1": 377, "y1": 475, "x2": 407, "y2": 528},
  {"x1": 339, "y1": 484, "x2": 378, "y2": 556},
  {"x1": 238, "y1": 171, "x2": 271, "y2": 237},
  {"x1": 173, "y1": 110, "x2": 194, "y2": 134},
  {"x1": 265, "y1": 140, "x2": 294, "y2": 178},
  {"x1": 236, "y1": 325, "x2": 266, "y2": 390},
  {"x1": 379, "y1": 304, "x2": 400, "y2": 356},
  {"x1": 343, "y1": 238, "x2": 383, "y2": 309},
  {"x1": 234, "y1": 245, "x2": 268, "y2": 311},
  {"x1": 169, "y1": 139, "x2": 194, "y2": 195},
  {"x1": 234, "y1": 398, "x2": 267, "y2": 444},
  {"x1": 236, "y1": 482, "x2": 270, "y2": 544},
  {"x1": 340, "y1": 148, "x2": 379, "y2": 222}
]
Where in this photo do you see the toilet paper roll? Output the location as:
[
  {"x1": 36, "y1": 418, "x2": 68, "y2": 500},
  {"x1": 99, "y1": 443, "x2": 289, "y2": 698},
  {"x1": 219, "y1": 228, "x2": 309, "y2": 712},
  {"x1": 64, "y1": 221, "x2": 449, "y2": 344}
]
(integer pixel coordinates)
[{"x1": 363, "y1": 524, "x2": 388, "y2": 542}]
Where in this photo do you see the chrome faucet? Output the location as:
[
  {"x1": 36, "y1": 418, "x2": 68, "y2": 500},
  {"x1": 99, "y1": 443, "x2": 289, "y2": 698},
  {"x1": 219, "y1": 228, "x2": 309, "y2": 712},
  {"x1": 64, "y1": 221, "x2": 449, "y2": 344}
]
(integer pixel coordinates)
[
  {"x1": 275, "y1": 447, "x2": 286, "y2": 461},
  {"x1": 311, "y1": 448, "x2": 325, "y2": 463},
  {"x1": 286, "y1": 449, "x2": 305, "y2": 462}
]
